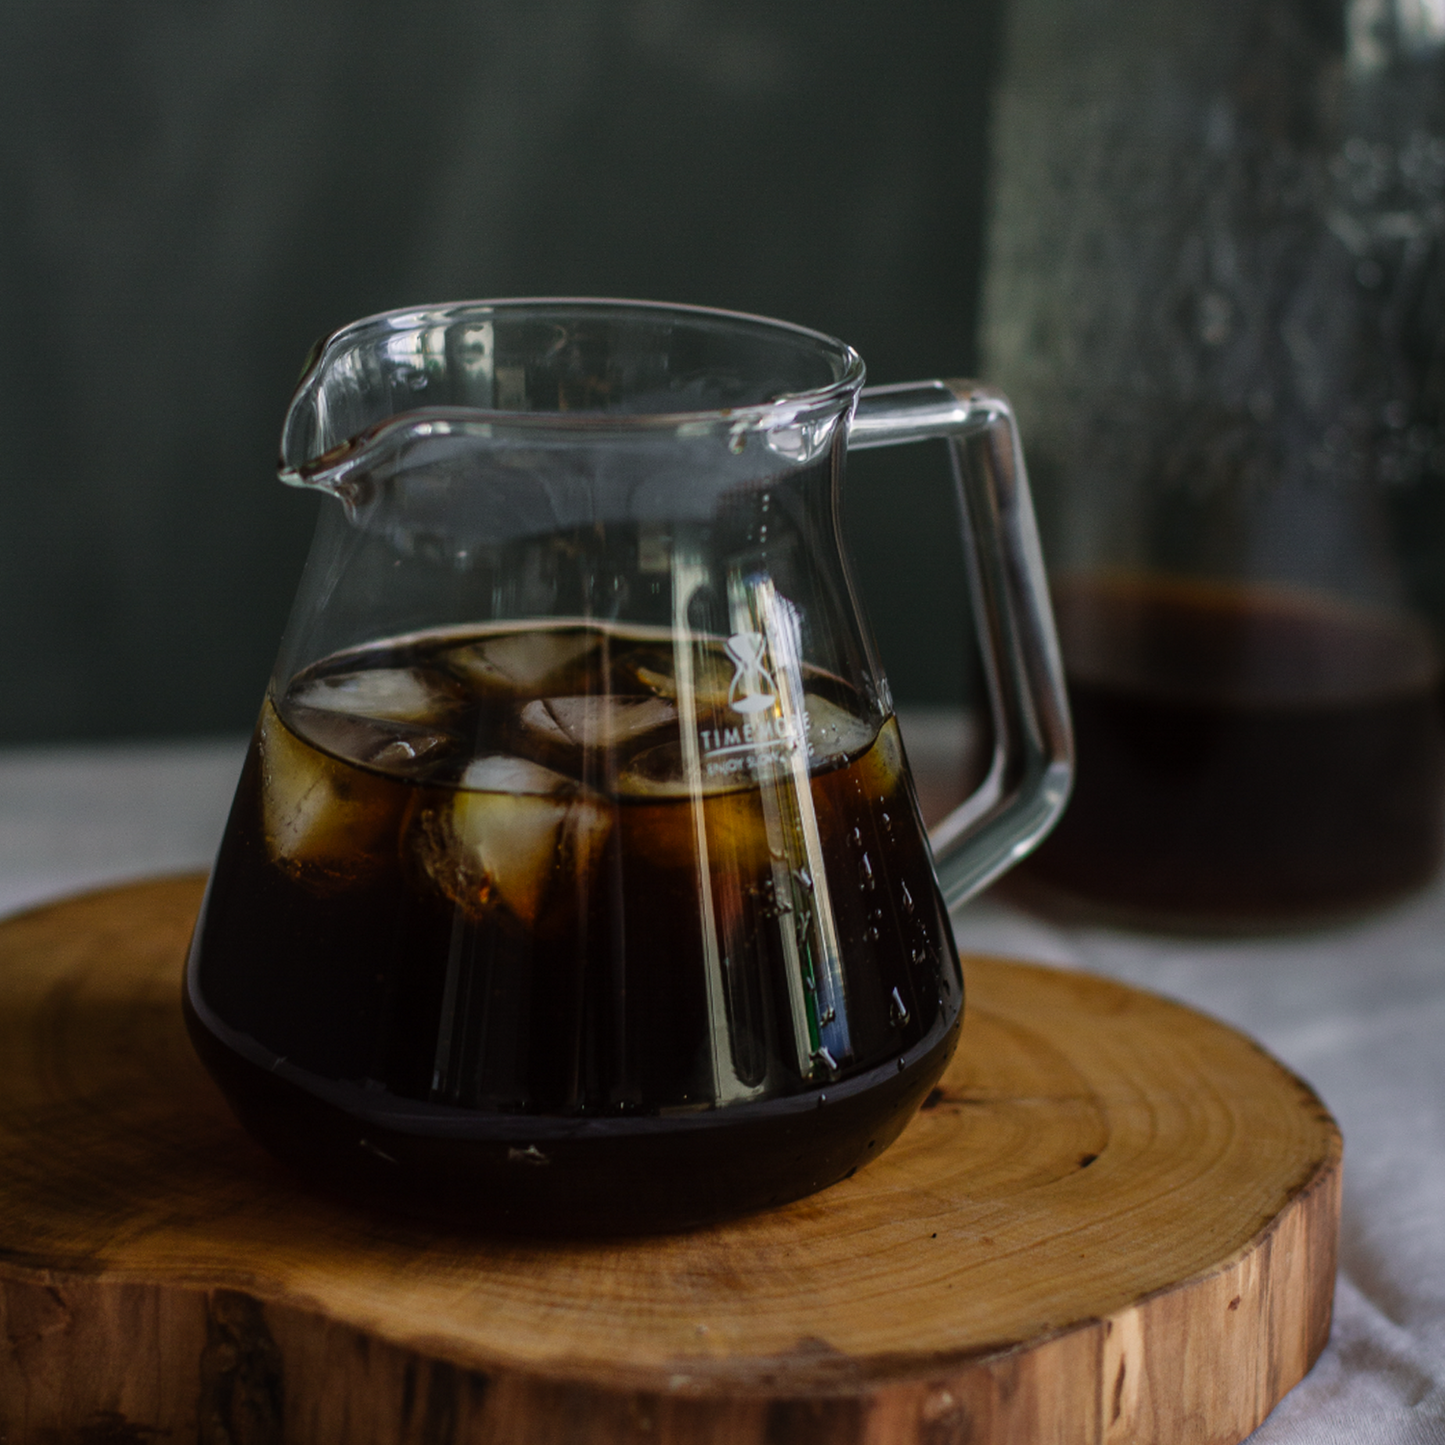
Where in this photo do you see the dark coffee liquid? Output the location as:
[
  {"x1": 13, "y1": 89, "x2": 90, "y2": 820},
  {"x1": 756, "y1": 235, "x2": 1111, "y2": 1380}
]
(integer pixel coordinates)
[
  {"x1": 186, "y1": 623, "x2": 960, "y2": 1232},
  {"x1": 1014, "y1": 576, "x2": 1445, "y2": 925}
]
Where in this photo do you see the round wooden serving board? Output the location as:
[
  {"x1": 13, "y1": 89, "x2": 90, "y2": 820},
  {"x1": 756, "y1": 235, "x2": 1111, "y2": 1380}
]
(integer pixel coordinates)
[{"x1": 0, "y1": 877, "x2": 1339, "y2": 1445}]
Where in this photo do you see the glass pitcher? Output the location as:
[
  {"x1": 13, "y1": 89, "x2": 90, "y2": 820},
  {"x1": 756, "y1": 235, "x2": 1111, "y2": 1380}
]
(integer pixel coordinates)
[
  {"x1": 983, "y1": 0, "x2": 1445, "y2": 926},
  {"x1": 184, "y1": 299, "x2": 1070, "y2": 1233}
]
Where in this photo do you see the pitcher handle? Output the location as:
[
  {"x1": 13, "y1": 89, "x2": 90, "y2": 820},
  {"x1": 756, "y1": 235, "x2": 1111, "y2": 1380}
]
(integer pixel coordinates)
[{"x1": 848, "y1": 380, "x2": 1073, "y2": 915}]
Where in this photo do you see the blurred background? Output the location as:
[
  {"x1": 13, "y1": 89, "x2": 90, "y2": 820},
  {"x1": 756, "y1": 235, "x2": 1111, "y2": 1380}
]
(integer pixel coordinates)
[
  {"x1": 0, "y1": 0, "x2": 1000, "y2": 745},
  {"x1": 5, "y1": 12, "x2": 1445, "y2": 1434}
]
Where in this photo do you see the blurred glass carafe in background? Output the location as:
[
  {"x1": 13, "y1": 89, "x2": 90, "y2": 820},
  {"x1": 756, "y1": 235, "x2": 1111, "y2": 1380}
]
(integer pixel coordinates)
[
  {"x1": 184, "y1": 300, "x2": 1071, "y2": 1233},
  {"x1": 982, "y1": 0, "x2": 1445, "y2": 926}
]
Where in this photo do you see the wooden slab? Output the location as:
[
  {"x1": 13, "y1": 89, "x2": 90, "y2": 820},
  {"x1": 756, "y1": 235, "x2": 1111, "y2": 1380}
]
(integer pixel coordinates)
[{"x1": 0, "y1": 877, "x2": 1340, "y2": 1445}]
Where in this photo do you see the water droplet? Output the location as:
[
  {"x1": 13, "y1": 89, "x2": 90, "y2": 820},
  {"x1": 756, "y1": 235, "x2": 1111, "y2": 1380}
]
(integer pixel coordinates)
[
  {"x1": 889, "y1": 986, "x2": 911, "y2": 1027},
  {"x1": 896, "y1": 1056, "x2": 908, "y2": 1073},
  {"x1": 861, "y1": 853, "x2": 875, "y2": 888},
  {"x1": 900, "y1": 882, "x2": 914, "y2": 915},
  {"x1": 757, "y1": 878, "x2": 793, "y2": 920}
]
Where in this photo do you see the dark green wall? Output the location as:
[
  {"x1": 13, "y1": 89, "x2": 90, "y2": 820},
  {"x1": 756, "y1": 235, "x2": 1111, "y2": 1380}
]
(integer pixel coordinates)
[{"x1": 0, "y1": 1, "x2": 999, "y2": 742}]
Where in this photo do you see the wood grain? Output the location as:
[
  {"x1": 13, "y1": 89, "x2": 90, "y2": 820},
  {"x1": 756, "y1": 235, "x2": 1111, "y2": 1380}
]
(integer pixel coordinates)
[{"x1": 0, "y1": 876, "x2": 1340, "y2": 1444}]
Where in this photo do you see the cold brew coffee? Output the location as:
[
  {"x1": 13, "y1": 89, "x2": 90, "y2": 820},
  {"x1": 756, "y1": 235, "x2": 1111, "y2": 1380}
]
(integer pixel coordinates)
[{"x1": 186, "y1": 622, "x2": 962, "y2": 1232}]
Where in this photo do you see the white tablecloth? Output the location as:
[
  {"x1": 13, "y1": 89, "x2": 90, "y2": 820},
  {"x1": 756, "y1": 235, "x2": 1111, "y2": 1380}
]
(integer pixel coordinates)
[{"x1": 0, "y1": 724, "x2": 1441, "y2": 1443}]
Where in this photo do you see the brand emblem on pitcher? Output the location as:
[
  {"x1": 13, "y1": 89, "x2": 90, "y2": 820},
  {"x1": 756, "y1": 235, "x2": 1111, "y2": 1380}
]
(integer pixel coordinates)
[{"x1": 725, "y1": 631, "x2": 777, "y2": 714}]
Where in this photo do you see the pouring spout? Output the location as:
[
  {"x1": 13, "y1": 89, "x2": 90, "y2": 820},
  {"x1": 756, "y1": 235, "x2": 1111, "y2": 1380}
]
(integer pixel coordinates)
[
  {"x1": 278, "y1": 410, "x2": 496, "y2": 504},
  {"x1": 277, "y1": 430, "x2": 371, "y2": 499},
  {"x1": 278, "y1": 305, "x2": 491, "y2": 497}
]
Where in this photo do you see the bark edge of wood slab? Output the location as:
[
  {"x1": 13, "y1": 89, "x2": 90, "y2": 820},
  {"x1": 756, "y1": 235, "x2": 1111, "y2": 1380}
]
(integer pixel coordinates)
[{"x1": 0, "y1": 875, "x2": 1340, "y2": 1445}]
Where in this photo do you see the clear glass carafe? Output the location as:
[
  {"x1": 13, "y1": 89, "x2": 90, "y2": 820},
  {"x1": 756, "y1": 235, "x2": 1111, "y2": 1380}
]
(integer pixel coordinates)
[
  {"x1": 984, "y1": 0, "x2": 1445, "y2": 926},
  {"x1": 185, "y1": 300, "x2": 1070, "y2": 1232}
]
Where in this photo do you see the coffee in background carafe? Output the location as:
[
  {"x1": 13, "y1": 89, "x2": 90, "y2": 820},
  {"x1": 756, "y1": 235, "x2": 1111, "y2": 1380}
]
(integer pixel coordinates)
[
  {"x1": 982, "y1": 0, "x2": 1445, "y2": 924},
  {"x1": 1013, "y1": 575, "x2": 1445, "y2": 924}
]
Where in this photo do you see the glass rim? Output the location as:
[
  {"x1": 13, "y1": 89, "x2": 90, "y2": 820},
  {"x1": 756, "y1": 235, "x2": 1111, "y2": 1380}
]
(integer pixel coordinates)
[{"x1": 292, "y1": 296, "x2": 868, "y2": 435}]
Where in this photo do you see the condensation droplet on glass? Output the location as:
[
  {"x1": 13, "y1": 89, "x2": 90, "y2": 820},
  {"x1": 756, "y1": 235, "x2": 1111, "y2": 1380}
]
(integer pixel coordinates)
[
  {"x1": 900, "y1": 881, "x2": 914, "y2": 915},
  {"x1": 890, "y1": 986, "x2": 910, "y2": 1027}
]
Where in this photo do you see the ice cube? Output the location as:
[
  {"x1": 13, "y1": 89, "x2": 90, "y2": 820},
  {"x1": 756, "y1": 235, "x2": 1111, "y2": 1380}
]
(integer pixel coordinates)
[
  {"x1": 409, "y1": 754, "x2": 612, "y2": 927},
  {"x1": 614, "y1": 745, "x2": 781, "y2": 878},
  {"x1": 446, "y1": 629, "x2": 599, "y2": 698},
  {"x1": 367, "y1": 731, "x2": 453, "y2": 775},
  {"x1": 461, "y1": 753, "x2": 574, "y2": 795},
  {"x1": 286, "y1": 703, "x2": 456, "y2": 779},
  {"x1": 626, "y1": 645, "x2": 734, "y2": 708},
  {"x1": 291, "y1": 666, "x2": 462, "y2": 725},
  {"x1": 523, "y1": 695, "x2": 677, "y2": 749},
  {"x1": 509, "y1": 698, "x2": 573, "y2": 762},
  {"x1": 509, "y1": 694, "x2": 677, "y2": 775},
  {"x1": 803, "y1": 694, "x2": 876, "y2": 764},
  {"x1": 616, "y1": 740, "x2": 753, "y2": 798},
  {"x1": 613, "y1": 740, "x2": 692, "y2": 798},
  {"x1": 852, "y1": 714, "x2": 905, "y2": 804},
  {"x1": 257, "y1": 703, "x2": 408, "y2": 890}
]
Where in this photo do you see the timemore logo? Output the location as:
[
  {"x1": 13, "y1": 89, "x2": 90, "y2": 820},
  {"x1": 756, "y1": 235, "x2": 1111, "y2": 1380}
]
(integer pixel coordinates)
[
  {"x1": 724, "y1": 632, "x2": 777, "y2": 714},
  {"x1": 699, "y1": 713, "x2": 803, "y2": 777},
  {"x1": 701, "y1": 632, "x2": 805, "y2": 779}
]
